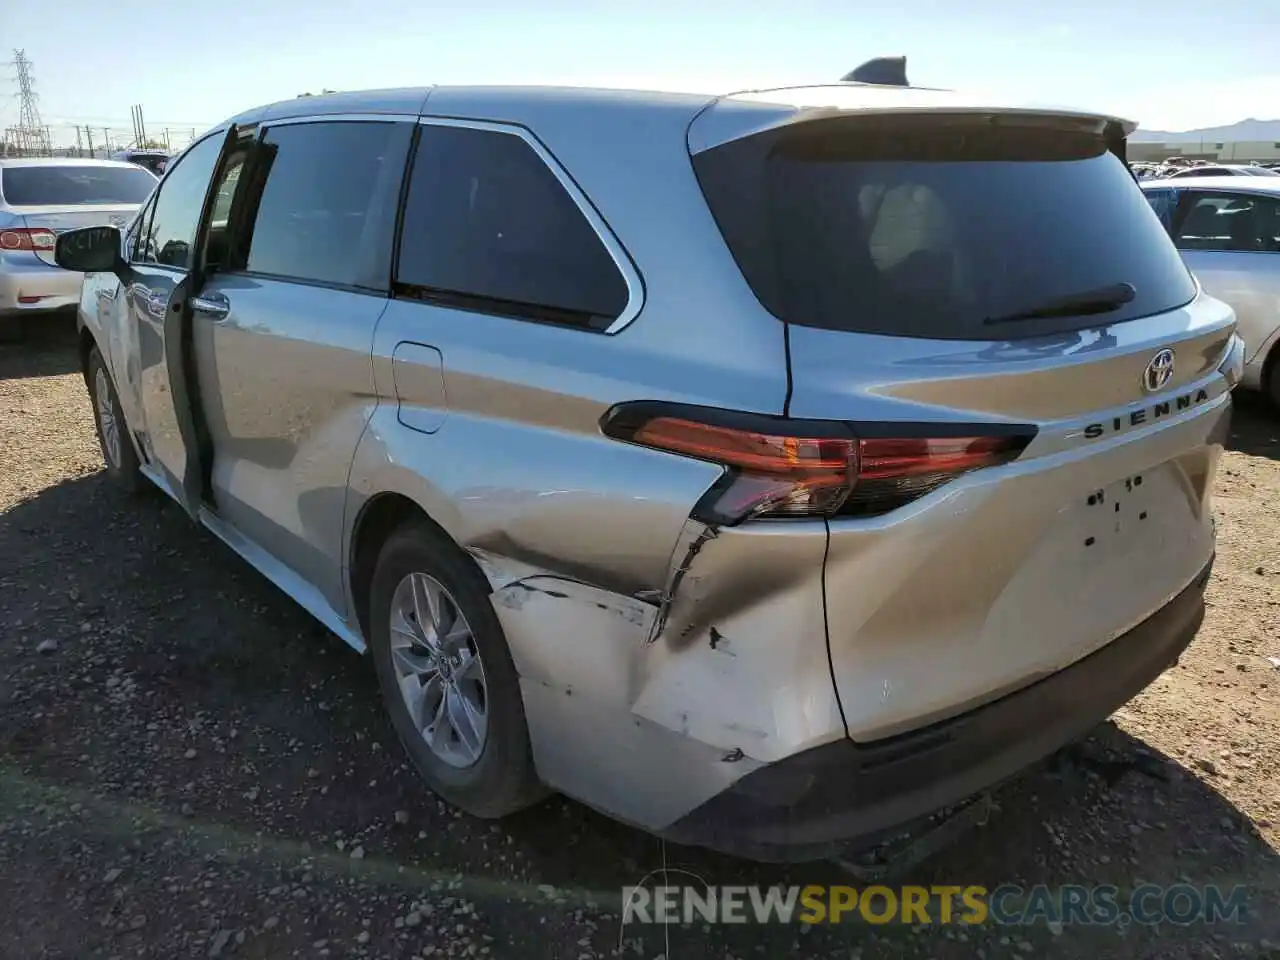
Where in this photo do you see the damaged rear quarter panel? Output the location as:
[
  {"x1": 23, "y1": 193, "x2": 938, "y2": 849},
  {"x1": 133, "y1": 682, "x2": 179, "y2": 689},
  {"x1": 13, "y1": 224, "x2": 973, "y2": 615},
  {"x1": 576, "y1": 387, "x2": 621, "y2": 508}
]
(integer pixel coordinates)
[
  {"x1": 477, "y1": 519, "x2": 844, "y2": 831},
  {"x1": 631, "y1": 518, "x2": 843, "y2": 761}
]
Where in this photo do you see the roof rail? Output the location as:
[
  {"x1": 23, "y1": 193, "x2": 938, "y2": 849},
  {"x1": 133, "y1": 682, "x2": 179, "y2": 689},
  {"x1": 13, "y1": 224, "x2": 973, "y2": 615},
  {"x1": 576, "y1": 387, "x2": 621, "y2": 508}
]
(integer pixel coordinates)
[{"x1": 842, "y1": 56, "x2": 909, "y2": 87}]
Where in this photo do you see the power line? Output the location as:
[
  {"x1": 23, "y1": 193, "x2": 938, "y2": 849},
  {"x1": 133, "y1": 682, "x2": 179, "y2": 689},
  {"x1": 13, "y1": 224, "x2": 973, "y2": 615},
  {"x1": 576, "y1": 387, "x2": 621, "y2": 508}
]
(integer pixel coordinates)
[{"x1": 42, "y1": 113, "x2": 216, "y2": 127}]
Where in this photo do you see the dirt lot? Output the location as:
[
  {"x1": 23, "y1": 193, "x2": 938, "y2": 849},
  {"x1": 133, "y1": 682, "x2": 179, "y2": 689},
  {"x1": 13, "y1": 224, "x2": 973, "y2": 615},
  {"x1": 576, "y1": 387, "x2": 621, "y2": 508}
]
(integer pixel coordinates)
[{"x1": 1, "y1": 321, "x2": 1277, "y2": 960}]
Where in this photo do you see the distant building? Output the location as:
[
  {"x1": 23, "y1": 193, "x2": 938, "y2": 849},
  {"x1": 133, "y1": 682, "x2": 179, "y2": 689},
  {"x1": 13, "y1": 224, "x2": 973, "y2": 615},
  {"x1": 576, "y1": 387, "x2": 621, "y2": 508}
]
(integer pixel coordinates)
[{"x1": 1128, "y1": 140, "x2": 1280, "y2": 163}]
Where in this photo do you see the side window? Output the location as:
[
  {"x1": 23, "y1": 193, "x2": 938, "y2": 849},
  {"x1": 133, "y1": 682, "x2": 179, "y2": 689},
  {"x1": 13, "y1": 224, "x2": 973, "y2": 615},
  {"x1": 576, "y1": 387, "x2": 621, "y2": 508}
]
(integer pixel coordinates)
[
  {"x1": 138, "y1": 134, "x2": 224, "y2": 270},
  {"x1": 238, "y1": 120, "x2": 410, "y2": 288},
  {"x1": 1175, "y1": 193, "x2": 1280, "y2": 252},
  {"x1": 1143, "y1": 189, "x2": 1176, "y2": 231},
  {"x1": 395, "y1": 124, "x2": 630, "y2": 330},
  {"x1": 1258, "y1": 197, "x2": 1280, "y2": 251}
]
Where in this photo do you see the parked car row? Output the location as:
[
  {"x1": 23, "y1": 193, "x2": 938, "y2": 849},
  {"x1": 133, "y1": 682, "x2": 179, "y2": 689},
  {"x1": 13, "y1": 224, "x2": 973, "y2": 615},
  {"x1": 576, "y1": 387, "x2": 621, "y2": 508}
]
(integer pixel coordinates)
[{"x1": 1132, "y1": 160, "x2": 1280, "y2": 181}]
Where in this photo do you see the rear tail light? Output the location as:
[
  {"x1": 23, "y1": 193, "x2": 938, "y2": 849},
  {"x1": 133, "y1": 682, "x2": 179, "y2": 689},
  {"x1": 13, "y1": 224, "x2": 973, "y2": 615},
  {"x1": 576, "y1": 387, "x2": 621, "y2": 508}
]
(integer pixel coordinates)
[
  {"x1": 602, "y1": 403, "x2": 1034, "y2": 524},
  {"x1": 0, "y1": 228, "x2": 56, "y2": 252}
]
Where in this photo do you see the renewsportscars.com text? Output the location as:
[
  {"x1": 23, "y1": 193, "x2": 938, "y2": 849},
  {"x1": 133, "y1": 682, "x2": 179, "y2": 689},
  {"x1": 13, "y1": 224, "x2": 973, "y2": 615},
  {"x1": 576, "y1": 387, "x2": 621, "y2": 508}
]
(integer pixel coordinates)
[{"x1": 621, "y1": 883, "x2": 1250, "y2": 927}]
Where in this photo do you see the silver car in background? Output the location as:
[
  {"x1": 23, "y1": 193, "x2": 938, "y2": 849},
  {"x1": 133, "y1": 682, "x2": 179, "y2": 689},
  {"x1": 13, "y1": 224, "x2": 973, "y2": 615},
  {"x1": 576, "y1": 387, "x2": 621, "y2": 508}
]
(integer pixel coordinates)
[
  {"x1": 0, "y1": 158, "x2": 156, "y2": 338},
  {"x1": 53, "y1": 85, "x2": 1241, "y2": 862},
  {"x1": 1143, "y1": 176, "x2": 1280, "y2": 407}
]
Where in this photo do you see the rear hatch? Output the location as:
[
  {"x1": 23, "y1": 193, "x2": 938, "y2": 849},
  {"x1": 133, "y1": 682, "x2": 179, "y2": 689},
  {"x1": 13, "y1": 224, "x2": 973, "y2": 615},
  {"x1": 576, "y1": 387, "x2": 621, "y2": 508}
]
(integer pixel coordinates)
[
  {"x1": 689, "y1": 87, "x2": 1237, "y2": 741},
  {"x1": 1, "y1": 164, "x2": 154, "y2": 264}
]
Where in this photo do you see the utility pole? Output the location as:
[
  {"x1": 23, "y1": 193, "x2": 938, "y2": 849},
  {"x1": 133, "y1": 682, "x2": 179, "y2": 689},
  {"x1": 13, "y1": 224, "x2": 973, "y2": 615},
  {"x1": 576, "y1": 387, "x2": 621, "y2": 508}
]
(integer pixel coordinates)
[
  {"x1": 84, "y1": 125, "x2": 95, "y2": 158},
  {"x1": 11, "y1": 49, "x2": 54, "y2": 156},
  {"x1": 102, "y1": 128, "x2": 110, "y2": 154},
  {"x1": 130, "y1": 104, "x2": 147, "y2": 148},
  {"x1": 75, "y1": 125, "x2": 83, "y2": 156}
]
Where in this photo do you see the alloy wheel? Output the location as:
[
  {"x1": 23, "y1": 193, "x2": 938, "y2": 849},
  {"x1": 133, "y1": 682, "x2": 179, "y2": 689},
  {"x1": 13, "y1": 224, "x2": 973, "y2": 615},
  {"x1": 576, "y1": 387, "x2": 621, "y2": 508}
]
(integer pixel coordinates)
[
  {"x1": 388, "y1": 572, "x2": 489, "y2": 768},
  {"x1": 94, "y1": 367, "x2": 121, "y2": 470}
]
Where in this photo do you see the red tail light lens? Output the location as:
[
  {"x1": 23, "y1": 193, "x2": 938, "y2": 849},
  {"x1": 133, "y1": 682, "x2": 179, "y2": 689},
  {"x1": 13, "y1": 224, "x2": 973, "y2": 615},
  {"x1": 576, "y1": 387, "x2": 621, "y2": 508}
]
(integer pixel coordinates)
[
  {"x1": 0, "y1": 228, "x2": 56, "y2": 252},
  {"x1": 603, "y1": 404, "x2": 1034, "y2": 524},
  {"x1": 634, "y1": 417, "x2": 857, "y2": 520}
]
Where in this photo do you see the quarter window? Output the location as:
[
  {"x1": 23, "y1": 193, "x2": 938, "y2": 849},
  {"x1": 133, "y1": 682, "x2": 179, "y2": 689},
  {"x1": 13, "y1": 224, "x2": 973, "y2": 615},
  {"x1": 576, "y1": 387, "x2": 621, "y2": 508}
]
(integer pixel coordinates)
[
  {"x1": 1174, "y1": 193, "x2": 1280, "y2": 252},
  {"x1": 239, "y1": 121, "x2": 411, "y2": 289},
  {"x1": 137, "y1": 134, "x2": 224, "y2": 269},
  {"x1": 395, "y1": 124, "x2": 630, "y2": 330},
  {"x1": 204, "y1": 150, "x2": 250, "y2": 272},
  {"x1": 127, "y1": 197, "x2": 156, "y2": 263}
]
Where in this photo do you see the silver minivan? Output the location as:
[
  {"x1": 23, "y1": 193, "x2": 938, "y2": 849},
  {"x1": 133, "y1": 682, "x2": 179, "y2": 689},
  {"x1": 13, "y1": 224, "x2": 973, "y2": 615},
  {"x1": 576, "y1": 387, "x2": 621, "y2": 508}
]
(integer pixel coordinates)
[{"x1": 54, "y1": 83, "x2": 1243, "y2": 862}]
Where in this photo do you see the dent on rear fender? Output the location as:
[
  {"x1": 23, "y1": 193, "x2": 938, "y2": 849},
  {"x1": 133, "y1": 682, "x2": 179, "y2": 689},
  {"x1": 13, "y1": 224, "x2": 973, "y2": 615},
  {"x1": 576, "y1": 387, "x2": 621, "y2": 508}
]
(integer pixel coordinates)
[{"x1": 471, "y1": 516, "x2": 844, "y2": 828}]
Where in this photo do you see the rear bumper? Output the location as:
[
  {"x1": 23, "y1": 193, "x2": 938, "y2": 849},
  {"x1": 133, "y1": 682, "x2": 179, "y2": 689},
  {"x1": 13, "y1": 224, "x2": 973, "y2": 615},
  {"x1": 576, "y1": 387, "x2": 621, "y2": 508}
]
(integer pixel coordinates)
[
  {"x1": 0, "y1": 257, "x2": 82, "y2": 316},
  {"x1": 660, "y1": 557, "x2": 1212, "y2": 862}
]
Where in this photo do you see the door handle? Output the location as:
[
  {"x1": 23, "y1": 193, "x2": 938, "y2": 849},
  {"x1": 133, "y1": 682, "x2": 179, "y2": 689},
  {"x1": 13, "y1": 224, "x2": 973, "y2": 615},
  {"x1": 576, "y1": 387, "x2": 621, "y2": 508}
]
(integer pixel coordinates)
[{"x1": 191, "y1": 293, "x2": 230, "y2": 320}]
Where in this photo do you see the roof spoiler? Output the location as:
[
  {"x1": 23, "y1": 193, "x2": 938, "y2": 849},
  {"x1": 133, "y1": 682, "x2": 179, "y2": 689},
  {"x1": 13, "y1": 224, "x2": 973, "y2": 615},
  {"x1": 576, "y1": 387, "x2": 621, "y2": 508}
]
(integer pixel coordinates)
[{"x1": 842, "y1": 56, "x2": 908, "y2": 87}]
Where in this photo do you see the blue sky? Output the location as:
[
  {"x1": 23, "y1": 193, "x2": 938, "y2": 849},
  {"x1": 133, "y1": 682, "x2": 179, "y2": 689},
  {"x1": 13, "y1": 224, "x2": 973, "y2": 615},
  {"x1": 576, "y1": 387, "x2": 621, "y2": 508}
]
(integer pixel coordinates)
[{"x1": 5, "y1": 0, "x2": 1279, "y2": 142}]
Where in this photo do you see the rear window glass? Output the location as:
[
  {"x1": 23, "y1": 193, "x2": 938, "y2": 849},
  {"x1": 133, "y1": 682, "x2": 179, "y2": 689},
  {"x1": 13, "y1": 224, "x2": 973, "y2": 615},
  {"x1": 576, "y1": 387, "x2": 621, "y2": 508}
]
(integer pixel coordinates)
[
  {"x1": 692, "y1": 116, "x2": 1198, "y2": 340},
  {"x1": 1, "y1": 165, "x2": 156, "y2": 206}
]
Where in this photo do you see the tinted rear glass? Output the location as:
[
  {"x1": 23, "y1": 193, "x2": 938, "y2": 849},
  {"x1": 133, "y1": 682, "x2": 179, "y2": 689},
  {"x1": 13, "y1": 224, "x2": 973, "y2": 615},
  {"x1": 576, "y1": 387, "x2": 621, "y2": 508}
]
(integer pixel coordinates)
[
  {"x1": 1, "y1": 165, "x2": 156, "y2": 206},
  {"x1": 693, "y1": 115, "x2": 1198, "y2": 340}
]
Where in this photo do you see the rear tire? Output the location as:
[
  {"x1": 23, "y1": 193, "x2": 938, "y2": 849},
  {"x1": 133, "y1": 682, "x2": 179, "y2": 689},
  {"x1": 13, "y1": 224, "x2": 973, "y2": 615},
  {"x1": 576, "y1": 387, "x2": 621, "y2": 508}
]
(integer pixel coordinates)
[
  {"x1": 369, "y1": 521, "x2": 546, "y2": 818},
  {"x1": 86, "y1": 346, "x2": 146, "y2": 495}
]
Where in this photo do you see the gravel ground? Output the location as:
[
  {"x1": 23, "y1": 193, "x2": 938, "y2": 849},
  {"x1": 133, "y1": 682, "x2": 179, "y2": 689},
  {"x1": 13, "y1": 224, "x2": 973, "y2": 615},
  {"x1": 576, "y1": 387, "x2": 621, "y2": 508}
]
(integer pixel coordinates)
[{"x1": 1, "y1": 320, "x2": 1278, "y2": 960}]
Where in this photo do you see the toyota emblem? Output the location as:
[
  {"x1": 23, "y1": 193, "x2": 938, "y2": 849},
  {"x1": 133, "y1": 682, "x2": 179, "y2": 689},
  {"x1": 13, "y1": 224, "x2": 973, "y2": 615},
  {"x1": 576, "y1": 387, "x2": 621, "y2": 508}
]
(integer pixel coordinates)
[{"x1": 1142, "y1": 349, "x2": 1176, "y2": 394}]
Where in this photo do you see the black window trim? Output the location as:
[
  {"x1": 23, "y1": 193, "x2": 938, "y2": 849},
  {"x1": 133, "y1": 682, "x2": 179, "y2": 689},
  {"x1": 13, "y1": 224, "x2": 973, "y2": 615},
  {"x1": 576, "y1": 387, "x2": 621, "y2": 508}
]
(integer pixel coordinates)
[
  {"x1": 1172, "y1": 189, "x2": 1280, "y2": 256},
  {"x1": 393, "y1": 116, "x2": 645, "y2": 334},
  {"x1": 129, "y1": 128, "x2": 229, "y2": 273},
  {"x1": 218, "y1": 113, "x2": 417, "y2": 296}
]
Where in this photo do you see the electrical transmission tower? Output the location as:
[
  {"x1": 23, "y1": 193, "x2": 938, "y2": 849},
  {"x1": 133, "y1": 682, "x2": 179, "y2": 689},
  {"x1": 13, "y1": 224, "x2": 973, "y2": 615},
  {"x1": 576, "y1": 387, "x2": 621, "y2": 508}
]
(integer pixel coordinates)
[{"x1": 10, "y1": 49, "x2": 53, "y2": 156}]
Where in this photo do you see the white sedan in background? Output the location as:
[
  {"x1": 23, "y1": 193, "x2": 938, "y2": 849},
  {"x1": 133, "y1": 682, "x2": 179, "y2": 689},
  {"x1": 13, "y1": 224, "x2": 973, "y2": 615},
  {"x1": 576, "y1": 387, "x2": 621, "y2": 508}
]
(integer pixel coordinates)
[
  {"x1": 0, "y1": 158, "x2": 157, "y2": 339},
  {"x1": 1143, "y1": 176, "x2": 1280, "y2": 407}
]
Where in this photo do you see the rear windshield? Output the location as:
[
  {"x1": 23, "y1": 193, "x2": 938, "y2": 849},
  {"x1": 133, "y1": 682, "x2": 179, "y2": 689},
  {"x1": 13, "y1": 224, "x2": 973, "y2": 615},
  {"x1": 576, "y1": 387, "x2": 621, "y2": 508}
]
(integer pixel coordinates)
[
  {"x1": 1, "y1": 165, "x2": 156, "y2": 206},
  {"x1": 692, "y1": 115, "x2": 1198, "y2": 340}
]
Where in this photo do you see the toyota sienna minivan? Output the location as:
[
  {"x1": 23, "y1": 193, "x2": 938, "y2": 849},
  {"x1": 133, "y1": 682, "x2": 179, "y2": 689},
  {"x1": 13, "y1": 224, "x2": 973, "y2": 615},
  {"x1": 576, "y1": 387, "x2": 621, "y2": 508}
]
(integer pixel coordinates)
[{"x1": 53, "y1": 80, "x2": 1243, "y2": 862}]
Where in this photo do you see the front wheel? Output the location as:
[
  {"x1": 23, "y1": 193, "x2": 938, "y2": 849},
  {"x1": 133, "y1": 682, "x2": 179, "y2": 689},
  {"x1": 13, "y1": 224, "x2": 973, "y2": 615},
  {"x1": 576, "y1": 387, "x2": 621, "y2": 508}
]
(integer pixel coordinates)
[
  {"x1": 369, "y1": 521, "x2": 546, "y2": 818},
  {"x1": 86, "y1": 346, "x2": 146, "y2": 495}
]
